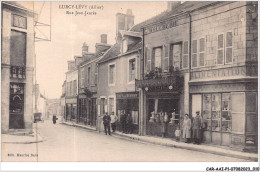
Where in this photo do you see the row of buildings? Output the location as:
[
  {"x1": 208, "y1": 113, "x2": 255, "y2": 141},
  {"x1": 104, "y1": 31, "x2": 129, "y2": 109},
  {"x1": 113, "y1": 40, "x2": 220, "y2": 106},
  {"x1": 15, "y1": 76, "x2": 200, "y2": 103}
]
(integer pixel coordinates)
[{"x1": 62, "y1": 1, "x2": 258, "y2": 152}]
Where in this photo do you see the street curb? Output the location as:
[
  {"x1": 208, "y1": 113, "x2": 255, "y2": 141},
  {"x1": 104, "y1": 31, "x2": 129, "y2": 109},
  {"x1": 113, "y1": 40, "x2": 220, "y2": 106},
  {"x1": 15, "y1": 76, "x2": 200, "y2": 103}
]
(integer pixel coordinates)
[
  {"x1": 2, "y1": 133, "x2": 44, "y2": 144},
  {"x1": 62, "y1": 122, "x2": 258, "y2": 161}
]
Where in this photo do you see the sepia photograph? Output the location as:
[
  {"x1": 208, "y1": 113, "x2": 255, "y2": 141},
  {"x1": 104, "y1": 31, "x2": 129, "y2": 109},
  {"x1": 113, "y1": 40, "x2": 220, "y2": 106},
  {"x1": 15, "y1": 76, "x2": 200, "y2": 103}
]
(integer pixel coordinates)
[{"x1": 1, "y1": 0, "x2": 259, "y2": 171}]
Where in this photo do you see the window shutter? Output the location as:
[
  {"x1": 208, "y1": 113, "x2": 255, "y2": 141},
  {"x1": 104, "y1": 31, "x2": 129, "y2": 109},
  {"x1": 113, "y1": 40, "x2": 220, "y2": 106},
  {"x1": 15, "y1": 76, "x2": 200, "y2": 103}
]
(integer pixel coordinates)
[
  {"x1": 199, "y1": 38, "x2": 205, "y2": 67},
  {"x1": 146, "y1": 47, "x2": 151, "y2": 73},
  {"x1": 163, "y1": 45, "x2": 169, "y2": 72},
  {"x1": 225, "y1": 32, "x2": 233, "y2": 64},
  {"x1": 151, "y1": 48, "x2": 155, "y2": 70},
  {"x1": 182, "y1": 41, "x2": 189, "y2": 69},
  {"x1": 192, "y1": 40, "x2": 198, "y2": 68}
]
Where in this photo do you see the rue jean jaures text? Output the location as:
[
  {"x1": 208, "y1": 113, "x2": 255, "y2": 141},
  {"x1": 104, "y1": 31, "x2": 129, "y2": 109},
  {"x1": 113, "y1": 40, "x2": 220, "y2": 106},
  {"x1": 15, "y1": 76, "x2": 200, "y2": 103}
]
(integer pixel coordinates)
[{"x1": 59, "y1": 4, "x2": 104, "y2": 16}]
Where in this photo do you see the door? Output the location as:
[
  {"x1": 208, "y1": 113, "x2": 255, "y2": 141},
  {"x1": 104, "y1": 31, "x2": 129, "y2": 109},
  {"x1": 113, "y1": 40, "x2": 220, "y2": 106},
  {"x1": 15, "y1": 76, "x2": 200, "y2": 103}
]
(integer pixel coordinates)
[
  {"x1": 192, "y1": 94, "x2": 202, "y2": 118},
  {"x1": 9, "y1": 83, "x2": 24, "y2": 129}
]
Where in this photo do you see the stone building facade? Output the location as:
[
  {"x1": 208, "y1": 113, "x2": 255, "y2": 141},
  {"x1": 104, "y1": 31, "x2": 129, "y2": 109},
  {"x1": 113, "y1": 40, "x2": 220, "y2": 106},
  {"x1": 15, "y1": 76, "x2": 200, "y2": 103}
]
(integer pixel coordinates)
[
  {"x1": 135, "y1": 1, "x2": 257, "y2": 152},
  {"x1": 1, "y1": 2, "x2": 35, "y2": 133}
]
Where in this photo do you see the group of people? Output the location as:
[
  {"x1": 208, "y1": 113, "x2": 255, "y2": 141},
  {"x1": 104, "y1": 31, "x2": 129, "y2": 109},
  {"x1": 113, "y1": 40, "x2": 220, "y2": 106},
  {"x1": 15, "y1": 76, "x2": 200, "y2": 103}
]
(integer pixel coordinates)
[
  {"x1": 102, "y1": 111, "x2": 133, "y2": 135},
  {"x1": 182, "y1": 111, "x2": 205, "y2": 144}
]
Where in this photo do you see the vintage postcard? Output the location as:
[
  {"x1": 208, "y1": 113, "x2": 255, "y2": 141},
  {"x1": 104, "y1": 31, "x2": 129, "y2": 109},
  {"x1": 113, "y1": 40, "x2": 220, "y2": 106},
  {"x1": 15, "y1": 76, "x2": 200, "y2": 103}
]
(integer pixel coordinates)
[{"x1": 1, "y1": 0, "x2": 259, "y2": 170}]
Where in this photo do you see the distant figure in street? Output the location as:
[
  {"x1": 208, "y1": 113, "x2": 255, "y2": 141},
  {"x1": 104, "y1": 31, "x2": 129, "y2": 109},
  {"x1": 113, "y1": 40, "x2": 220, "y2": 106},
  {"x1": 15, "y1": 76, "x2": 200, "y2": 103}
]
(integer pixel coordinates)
[
  {"x1": 182, "y1": 114, "x2": 191, "y2": 143},
  {"x1": 126, "y1": 113, "x2": 132, "y2": 134},
  {"x1": 120, "y1": 111, "x2": 127, "y2": 133},
  {"x1": 103, "y1": 112, "x2": 111, "y2": 135},
  {"x1": 110, "y1": 112, "x2": 118, "y2": 132},
  {"x1": 192, "y1": 111, "x2": 202, "y2": 144},
  {"x1": 52, "y1": 115, "x2": 58, "y2": 124}
]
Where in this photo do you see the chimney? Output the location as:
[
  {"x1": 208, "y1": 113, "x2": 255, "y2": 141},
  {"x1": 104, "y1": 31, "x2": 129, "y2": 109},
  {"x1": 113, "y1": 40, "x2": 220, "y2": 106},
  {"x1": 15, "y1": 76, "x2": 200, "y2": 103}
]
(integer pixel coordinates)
[
  {"x1": 82, "y1": 42, "x2": 89, "y2": 56},
  {"x1": 95, "y1": 34, "x2": 111, "y2": 55},
  {"x1": 101, "y1": 34, "x2": 107, "y2": 44},
  {"x1": 116, "y1": 9, "x2": 134, "y2": 42},
  {"x1": 167, "y1": 1, "x2": 181, "y2": 12}
]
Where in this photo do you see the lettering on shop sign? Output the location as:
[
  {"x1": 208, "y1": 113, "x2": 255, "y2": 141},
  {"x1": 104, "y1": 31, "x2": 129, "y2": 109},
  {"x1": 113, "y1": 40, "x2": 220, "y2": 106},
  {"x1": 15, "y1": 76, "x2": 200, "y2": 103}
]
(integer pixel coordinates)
[
  {"x1": 191, "y1": 66, "x2": 246, "y2": 80},
  {"x1": 144, "y1": 20, "x2": 177, "y2": 34},
  {"x1": 116, "y1": 93, "x2": 138, "y2": 99},
  {"x1": 189, "y1": 83, "x2": 245, "y2": 93}
]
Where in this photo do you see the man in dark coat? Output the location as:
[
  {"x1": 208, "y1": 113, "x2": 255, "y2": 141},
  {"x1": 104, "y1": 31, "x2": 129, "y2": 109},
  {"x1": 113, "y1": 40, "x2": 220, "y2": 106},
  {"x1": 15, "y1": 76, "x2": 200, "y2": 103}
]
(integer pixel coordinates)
[
  {"x1": 192, "y1": 111, "x2": 202, "y2": 144},
  {"x1": 120, "y1": 112, "x2": 127, "y2": 133},
  {"x1": 103, "y1": 112, "x2": 111, "y2": 135},
  {"x1": 126, "y1": 113, "x2": 132, "y2": 134}
]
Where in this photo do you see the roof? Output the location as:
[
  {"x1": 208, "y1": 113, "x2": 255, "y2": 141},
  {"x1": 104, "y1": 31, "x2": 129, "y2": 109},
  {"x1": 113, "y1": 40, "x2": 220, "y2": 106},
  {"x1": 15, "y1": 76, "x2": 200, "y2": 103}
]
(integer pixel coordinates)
[
  {"x1": 97, "y1": 42, "x2": 121, "y2": 64},
  {"x1": 2, "y1": 1, "x2": 34, "y2": 14},
  {"x1": 130, "y1": 1, "x2": 218, "y2": 32},
  {"x1": 127, "y1": 41, "x2": 142, "y2": 53}
]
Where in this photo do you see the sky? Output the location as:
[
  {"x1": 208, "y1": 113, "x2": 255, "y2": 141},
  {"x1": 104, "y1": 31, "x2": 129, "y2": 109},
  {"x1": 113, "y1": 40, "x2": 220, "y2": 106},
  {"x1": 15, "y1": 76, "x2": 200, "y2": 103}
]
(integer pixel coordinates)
[{"x1": 19, "y1": 1, "x2": 167, "y2": 99}]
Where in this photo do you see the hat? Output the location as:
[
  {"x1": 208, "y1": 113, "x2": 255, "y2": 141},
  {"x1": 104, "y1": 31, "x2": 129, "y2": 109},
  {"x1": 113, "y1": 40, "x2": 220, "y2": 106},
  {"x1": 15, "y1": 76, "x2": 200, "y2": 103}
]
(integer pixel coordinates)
[{"x1": 196, "y1": 111, "x2": 200, "y2": 113}]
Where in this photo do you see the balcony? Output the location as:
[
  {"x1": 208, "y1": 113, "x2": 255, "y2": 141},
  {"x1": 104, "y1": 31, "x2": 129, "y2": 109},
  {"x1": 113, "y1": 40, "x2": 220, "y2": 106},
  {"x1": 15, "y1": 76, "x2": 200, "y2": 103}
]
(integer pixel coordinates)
[
  {"x1": 10, "y1": 66, "x2": 26, "y2": 79},
  {"x1": 136, "y1": 67, "x2": 184, "y2": 92}
]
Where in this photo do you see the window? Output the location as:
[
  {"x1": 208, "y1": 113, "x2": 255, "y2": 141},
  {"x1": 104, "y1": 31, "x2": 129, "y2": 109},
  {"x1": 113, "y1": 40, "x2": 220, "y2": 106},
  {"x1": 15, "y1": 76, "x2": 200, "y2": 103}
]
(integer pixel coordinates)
[
  {"x1": 153, "y1": 47, "x2": 162, "y2": 68},
  {"x1": 10, "y1": 30, "x2": 26, "y2": 66},
  {"x1": 12, "y1": 14, "x2": 27, "y2": 29},
  {"x1": 73, "y1": 80, "x2": 77, "y2": 96},
  {"x1": 172, "y1": 44, "x2": 182, "y2": 70},
  {"x1": 80, "y1": 68, "x2": 85, "y2": 88},
  {"x1": 70, "y1": 81, "x2": 72, "y2": 96},
  {"x1": 94, "y1": 65, "x2": 98, "y2": 85},
  {"x1": 128, "y1": 58, "x2": 136, "y2": 82},
  {"x1": 108, "y1": 64, "x2": 115, "y2": 85},
  {"x1": 163, "y1": 45, "x2": 169, "y2": 72},
  {"x1": 201, "y1": 93, "x2": 231, "y2": 133},
  {"x1": 87, "y1": 67, "x2": 91, "y2": 84},
  {"x1": 109, "y1": 97, "x2": 114, "y2": 114},
  {"x1": 192, "y1": 40, "x2": 198, "y2": 68},
  {"x1": 199, "y1": 38, "x2": 205, "y2": 67},
  {"x1": 217, "y1": 34, "x2": 224, "y2": 65},
  {"x1": 225, "y1": 32, "x2": 233, "y2": 64},
  {"x1": 182, "y1": 41, "x2": 189, "y2": 68}
]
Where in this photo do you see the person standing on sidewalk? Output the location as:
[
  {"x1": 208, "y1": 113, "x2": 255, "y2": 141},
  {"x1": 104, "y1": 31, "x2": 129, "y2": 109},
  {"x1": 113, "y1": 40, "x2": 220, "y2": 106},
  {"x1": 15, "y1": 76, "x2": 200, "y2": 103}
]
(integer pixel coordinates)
[
  {"x1": 103, "y1": 112, "x2": 111, "y2": 135},
  {"x1": 126, "y1": 113, "x2": 132, "y2": 134},
  {"x1": 162, "y1": 112, "x2": 169, "y2": 138},
  {"x1": 120, "y1": 111, "x2": 127, "y2": 133},
  {"x1": 110, "y1": 112, "x2": 118, "y2": 132},
  {"x1": 182, "y1": 114, "x2": 191, "y2": 143},
  {"x1": 192, "y1": 111, "x2": 202, "y2": 144}
]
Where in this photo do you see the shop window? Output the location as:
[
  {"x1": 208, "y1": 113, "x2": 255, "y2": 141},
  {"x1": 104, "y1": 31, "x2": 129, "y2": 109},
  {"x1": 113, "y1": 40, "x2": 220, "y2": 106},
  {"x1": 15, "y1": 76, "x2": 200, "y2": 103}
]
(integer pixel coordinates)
[
  {"x1": 182, "y1": 41, "x2": 189, "y2": 69},
  {"x1": 108, "y1": 64, "x2": 116, "y2": 85},
  {"x1": 131, "y1": 111, "x2": 138, "y2": 125},
  {"x1": 221, "y1": 93, "x2": 232, "y2": 132},
  {"x1": 128, "y1": 58, "x2": 136, "y2": 82},
  {"x1": 192, "y1": 40, "x2": 197, "y2": 68},
  {"x1": 199, "y1": 38, "x2": 205, "y2": 67},
  {"x1": 217, "y1": 34, "x2": 224, "y2": 65},
  {"x1": 225, "y1": 32, "x2": 233, "y2": 64},
  {"x1": 201, "y1": 93, "x2": 232, "y2": 133}
]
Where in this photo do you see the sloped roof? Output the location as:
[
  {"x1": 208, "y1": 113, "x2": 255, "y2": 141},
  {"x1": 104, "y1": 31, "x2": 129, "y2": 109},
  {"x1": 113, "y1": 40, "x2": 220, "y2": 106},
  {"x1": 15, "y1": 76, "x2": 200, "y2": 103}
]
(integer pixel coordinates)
[
  {"x1": 131, "y1": 1, "x2": 218, "y2": 32},
  {"x1": 97, "y1": 42, "x2": 121, "y2": 64},
  {"x1": 127, "y1": 41, "x2": 142, "y2": 53}
]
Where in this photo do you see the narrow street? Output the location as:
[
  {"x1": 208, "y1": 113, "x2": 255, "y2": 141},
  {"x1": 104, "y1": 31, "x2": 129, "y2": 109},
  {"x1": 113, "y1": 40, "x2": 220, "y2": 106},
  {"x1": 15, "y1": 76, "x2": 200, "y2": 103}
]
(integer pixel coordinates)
[{"x1": 2, "y1": 118, "x2": 249, "y2": 162}]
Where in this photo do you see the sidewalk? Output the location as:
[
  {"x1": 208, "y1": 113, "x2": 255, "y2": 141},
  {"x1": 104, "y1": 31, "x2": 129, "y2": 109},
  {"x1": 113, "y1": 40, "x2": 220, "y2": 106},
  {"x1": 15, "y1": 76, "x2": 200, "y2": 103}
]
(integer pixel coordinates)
[
  {"x1": 62, "y1": 121, "x2": 258, "y2": 161},
  {"x1": 2, "y1": 129, "x2": 44, "y2": 144}
]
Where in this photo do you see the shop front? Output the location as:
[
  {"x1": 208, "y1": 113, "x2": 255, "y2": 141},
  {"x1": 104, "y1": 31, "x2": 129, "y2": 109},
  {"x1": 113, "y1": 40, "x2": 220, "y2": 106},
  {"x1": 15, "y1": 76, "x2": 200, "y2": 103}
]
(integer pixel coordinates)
[
  {"x1": 116, "y1": 92, "x2": 139, "y2": 134},
  {"x1": 136, "y1": 74, "x2": 184, "y2": 138},
  {"x1": 189, "y1": 78, "x2": 258, "y2": 152},
  {"x1": 65, "y1": 97, "x2": 77, "y2": 122}
]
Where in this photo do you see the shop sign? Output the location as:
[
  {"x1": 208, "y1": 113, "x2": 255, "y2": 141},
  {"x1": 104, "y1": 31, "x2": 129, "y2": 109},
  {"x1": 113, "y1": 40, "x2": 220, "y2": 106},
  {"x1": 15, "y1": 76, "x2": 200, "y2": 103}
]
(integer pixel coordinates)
[
  {"x1": 136, "y1": 75, "x2": 181, "y2": 88},
  {"x1": 116, "y1": 92, "x2": 138, "y2": 99},
  {"x1": 190, "y1": 66, "x2": 246, "y2": 80},
  {"x1": 190, "y1": 83, "x2": 245, "y2": 93},
  {"x1": 144, "y1": 19, "x2": 178, "y2": 34},
  {"x1": 147, "y1": 92, "x2": 179, "y2": 99}
]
